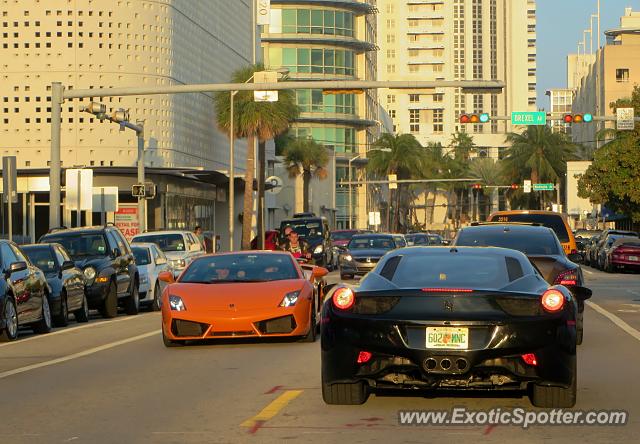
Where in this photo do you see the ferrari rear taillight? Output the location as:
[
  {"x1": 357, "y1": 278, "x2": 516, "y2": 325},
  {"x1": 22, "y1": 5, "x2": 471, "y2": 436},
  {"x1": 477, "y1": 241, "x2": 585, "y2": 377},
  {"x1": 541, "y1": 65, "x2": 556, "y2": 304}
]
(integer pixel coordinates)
[
  {"x1": 541, "y1": 289, "x2": 565, "y2": 312},
  {"x1": 332, "y1": 287, "x2": 355, "y2": 310},
  {"x1": 554, "y1": 269, "x2": 578, "y2": 286},
  {"x1": 521, "y1": 353, "x2": 538, "y2": 366},
  {"x1": 357, "y1": 351, "x2": 372, "y2": 364}
]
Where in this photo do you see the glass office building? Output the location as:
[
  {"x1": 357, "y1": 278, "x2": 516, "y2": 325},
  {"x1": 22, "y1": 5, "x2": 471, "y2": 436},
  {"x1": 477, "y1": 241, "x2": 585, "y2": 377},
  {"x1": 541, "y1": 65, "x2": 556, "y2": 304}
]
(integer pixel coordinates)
[{"x1": 262, "y1": 1, "x2": 379, "y2": 228}]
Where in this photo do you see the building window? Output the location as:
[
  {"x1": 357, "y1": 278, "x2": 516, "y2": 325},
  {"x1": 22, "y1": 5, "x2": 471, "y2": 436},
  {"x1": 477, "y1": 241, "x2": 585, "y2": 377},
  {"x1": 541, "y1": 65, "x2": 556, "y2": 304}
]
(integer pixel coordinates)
[
  {"x1": 279, "y1": 9, "x2": 355, "y2": 37},
  {"x1": 616, "y1": 68, "x2": 630, "y2": 82},
  {"x1": 388, "y1": 109, "x2": 396, "y2": 119},
  {"x1": 409, "y1": 94, "x2": 420, "y2": 103},
  {"x1": 433, "y1": 109, "x2": 444, "y2": 133},
  {"x1": 409, "y1": 109, "x2": 420, "y2": 133},
  {"x1": 409, "y1": 65, "x2": 419, "y2": 73},
  {"x1": 268, "y1": 47, "x2": 355, "y2": 76},
  {"x1": 387, "y1": 95, "x2": 396, "y2": 104},
  {"x1": 387, "y1": 34, "x2": 395, "y2": 43}
]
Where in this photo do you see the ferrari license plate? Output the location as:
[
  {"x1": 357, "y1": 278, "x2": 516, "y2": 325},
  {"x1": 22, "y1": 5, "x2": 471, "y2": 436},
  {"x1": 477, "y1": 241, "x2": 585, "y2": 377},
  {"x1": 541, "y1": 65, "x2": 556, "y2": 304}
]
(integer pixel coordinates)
[
  {"x1": 628, "y1": 256, "x2": 639, "y2": 262},
  {"x1": 426, "y1": 327, "x2": 469, "y2": 349}
]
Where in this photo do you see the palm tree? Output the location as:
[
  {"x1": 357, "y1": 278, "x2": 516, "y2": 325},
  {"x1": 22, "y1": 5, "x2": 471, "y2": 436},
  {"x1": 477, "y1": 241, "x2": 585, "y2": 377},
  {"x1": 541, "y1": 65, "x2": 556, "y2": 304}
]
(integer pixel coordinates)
[
  {"x1": 503, "y1": 125, "x2": 577, "y2": 210},
  {"x1": 214, "y1": 64, "x2": 299, "y2": 249},
  {"x1": 367, "y1": 134, "x2": 426, "y2": 232},
  {"x1": 282, "y1": 138, "x2": 329, "y2": 212}
]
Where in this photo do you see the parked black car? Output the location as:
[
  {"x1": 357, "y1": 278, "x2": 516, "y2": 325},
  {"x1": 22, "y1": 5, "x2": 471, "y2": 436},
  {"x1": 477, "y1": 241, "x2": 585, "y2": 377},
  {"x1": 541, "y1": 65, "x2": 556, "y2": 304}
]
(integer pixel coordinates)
[
  {"x1": 279, "y1": 214, "x2": 333, "y2": 267},
  {"x1": 39, "y1": 226, "x2": 140, "y2": 318},
  {"x1": 22, "y1": 243, "x2": 88, "y2": 326},
  {"x1": 0, "y1": 240, "x2": 52, "y2": 342}
]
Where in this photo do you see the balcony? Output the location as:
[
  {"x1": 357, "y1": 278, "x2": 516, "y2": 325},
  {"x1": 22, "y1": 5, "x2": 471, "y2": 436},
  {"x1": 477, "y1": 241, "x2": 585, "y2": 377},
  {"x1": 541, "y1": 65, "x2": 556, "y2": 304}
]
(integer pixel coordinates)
[{"x1": 261, "y1": 33, "x2": 377, "y2": 52}]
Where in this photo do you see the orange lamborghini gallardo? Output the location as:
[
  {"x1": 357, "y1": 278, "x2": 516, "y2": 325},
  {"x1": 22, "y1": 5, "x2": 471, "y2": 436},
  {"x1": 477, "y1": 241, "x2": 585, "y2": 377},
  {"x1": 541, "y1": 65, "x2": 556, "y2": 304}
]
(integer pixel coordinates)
[{"x1": 158, "y1": 251, "x2": 329, "y2": 347}]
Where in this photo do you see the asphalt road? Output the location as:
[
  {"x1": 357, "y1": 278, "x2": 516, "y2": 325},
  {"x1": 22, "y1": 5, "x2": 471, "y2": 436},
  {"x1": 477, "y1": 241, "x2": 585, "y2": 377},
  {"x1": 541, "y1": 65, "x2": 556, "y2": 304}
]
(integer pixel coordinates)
[{"x1": 1, "y1": 268, "x2": 639, "y2": 443}]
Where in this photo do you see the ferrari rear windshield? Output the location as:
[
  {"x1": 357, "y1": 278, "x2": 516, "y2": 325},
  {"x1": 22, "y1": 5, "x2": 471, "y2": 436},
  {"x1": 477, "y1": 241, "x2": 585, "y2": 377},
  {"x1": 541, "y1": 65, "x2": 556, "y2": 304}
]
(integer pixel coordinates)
[
  {"x1": 455, "y1": 229, "x2": 561, "y2": 255},
  {"x1": 389, "y1": 254, "x2": 523, "y2": 289},
  {"x1": 179, "y1": 254, "x2": 298, "y2": 283}
]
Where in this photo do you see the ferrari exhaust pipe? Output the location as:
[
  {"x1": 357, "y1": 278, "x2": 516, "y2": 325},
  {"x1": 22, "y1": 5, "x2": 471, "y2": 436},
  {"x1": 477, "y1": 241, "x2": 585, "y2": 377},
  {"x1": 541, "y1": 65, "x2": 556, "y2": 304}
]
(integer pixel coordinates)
[
  {"x1": 424, "y1": 358, "x2": 437, "y2": 371},
  {"x1": 456, "y1": 358, "x2": 468, "y2": 371},
  {"x1": 440, "y1": 358, "x2": 452, "y2": 370}
]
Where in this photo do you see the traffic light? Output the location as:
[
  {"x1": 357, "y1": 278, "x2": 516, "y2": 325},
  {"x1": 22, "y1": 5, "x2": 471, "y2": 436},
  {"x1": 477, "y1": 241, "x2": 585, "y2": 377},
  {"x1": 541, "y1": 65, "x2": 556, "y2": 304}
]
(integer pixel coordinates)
[
  {"x1": 510, "y1": 184, "x2": 519, "y2": 190},
  {"x1": 131, "y1": 184, "x2": 145, "y2": 198},
  {"x1": 82, "y1": 102, "x2": 108, "y2": 120},
  {"x1": 144, "y1": 183, "x2": 156, "y2": 199},
  {"x1": 472, "y1": 183, "x2": 482, "y2": 190},
  {"x1": 111, "y1": 109, "x2": 130, "y2": 123},
  {"x1": 459, "y1": 113, "x2": 490, "y2": 124},
  {"x1": 563, "y1": 113, "x2": 593, "y2": 123}
]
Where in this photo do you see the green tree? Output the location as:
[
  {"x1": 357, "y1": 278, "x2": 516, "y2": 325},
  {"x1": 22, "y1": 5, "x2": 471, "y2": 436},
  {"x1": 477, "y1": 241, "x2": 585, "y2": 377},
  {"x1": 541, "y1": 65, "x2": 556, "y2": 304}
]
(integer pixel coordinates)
[
  {"x1": 578, "y1": 86, "x2": 640, "y2": 222},
  {"x1": 214, "y1": 64, "x2": 299, "y2": 249},
  {"x1": 367, "y1": 134, "x2": 426, "y2": 232},
  {"x1": 282, "y1": 138, "x2": 330, "y2": 213},
  {"x1": 502, "y1": 125, "x2": 577, "y2": 210}
]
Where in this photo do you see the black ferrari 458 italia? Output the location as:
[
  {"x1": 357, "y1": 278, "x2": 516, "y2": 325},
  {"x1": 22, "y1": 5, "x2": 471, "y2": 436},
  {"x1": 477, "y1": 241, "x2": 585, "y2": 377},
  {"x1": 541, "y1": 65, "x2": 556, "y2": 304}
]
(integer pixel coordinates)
[{"x1": 321, "y1": 246, "x2": 591, "y2": 408}]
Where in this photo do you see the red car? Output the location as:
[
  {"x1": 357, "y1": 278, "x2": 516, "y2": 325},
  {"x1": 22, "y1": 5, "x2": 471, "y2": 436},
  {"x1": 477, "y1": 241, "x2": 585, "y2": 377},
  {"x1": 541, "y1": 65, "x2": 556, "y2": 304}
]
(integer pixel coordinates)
[
  {"x1": 330, "y1": 230, "x2": 365, "y2": 248},
  {"x1": 603, "y1": 237, "x2": 640, "y2": 272},
  {"x1": 250, "y1": 230, "x2": 280, "y2": 251}
]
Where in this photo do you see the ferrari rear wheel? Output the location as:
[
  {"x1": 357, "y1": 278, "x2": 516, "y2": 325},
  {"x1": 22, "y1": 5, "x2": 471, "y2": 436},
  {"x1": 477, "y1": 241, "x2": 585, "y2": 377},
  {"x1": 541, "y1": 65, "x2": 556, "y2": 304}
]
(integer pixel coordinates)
[
  {"x1": 530, "y1": 355, "x2": 576, "y2": 408},
  {"x1": 576, "y1": 312, "x2": 584, "y2": 345},
  {"x1": 162, "y1": 327, "x2": 185, "y2": 347},
  {"x1": 322, "y1": 377, "x2": 369, "y2": 405}
]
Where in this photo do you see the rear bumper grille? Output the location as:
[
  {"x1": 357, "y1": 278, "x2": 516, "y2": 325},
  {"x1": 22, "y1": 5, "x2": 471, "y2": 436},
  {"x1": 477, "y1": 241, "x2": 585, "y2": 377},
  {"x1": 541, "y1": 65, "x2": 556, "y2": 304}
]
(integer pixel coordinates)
[
  {"x1": 171, "y1": 319, "x2": 209, "y2": 337},
  {"x1": 255, "y1": 315, "x2": 297, "y2": 334}
]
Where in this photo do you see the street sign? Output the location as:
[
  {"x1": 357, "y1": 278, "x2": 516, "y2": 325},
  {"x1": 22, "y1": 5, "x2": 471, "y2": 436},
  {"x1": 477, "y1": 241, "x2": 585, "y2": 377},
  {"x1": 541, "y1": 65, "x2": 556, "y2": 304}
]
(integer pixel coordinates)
[
  {"x1": 2, "y1": 156, "x2": 17, "y2": 204},
  {"x1": 523, "y1": 180, "x2": 532, "y2": 193},
  {"x1": 92, "y1": 187, "x2": 119, "y2": 213},
  {"x1": 388, "y1": 174, "x2": 398, "y2": 190},
  {"x1": 532, "y1": 183, "x2": 555, "y2": 191},
  {"x1": 65, "y1": 169, "x2": 93, "y2": 211},
  {"x1": 368, "y1": 211, "x2": 381, "y2": 226},
  {"x1": 254, "y1": 71, "x2": 279, "y2": 102},
  {"x1": 266, "y1": 175, "x2": 283, "y2": 195},
  {"x1": 616, "y1": 107, "x2": 635, "y2": 130},
  {"x1": 115, "y1": 205, "x2": 139, "y2": 240},
  {"x1": 511, "y1": 111, "x2": 547, "y2": 126}
]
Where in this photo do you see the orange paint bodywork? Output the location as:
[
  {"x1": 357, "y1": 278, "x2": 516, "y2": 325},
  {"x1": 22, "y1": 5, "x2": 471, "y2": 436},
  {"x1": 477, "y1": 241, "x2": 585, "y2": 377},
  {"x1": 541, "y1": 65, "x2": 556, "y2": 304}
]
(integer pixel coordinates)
[{"x1": 161, "y1": 252, "x2": 323, "y2": 341}]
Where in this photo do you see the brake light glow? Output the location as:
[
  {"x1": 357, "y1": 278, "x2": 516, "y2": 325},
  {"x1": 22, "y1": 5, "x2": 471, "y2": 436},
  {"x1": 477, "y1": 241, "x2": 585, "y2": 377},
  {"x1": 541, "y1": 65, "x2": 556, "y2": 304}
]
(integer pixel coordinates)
[
  {"x1": 357, "y1": 351, "x2": 372, "y2": 364},
  {"x1": 541, "y1": 289, "x2": 565, "y2": 312},
  {"x1": 332, "y1": 287, "x2": 355, "y2": 310},
  {"x1": 521, "y1": 353, "x2": 538, "y2": 366},
  {"x1": 421, "y1": 288, "x2": 474, "y2": 293},
  {"x1": 554, "y1": 269, "x2": 578, "y2": 287}
]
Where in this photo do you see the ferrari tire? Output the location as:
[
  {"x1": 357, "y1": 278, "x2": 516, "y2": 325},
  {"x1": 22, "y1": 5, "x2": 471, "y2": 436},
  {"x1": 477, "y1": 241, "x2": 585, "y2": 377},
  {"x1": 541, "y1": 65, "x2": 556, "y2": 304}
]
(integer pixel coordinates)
[
  {"x1": 322, "y1": 377, "x2": 369, "y2": 405},
  {"x1": 340, "y1": 273, "x2": 352, "y2": 280},
  {"x1": 576, "y1": 312, "x2": 584, "y2": 345},
  {"x1": 99, "y1": 281, "x2": 118, "y2": 319},
  {"x1": 74, "y1": 294, "x2": 90, "y2": 323},
  {"x1": 530, "y1": 355, "x2": 576, "y2": 408},
  {"x1": 162, "y1": 327, "x2": 184, "y2": 347}
]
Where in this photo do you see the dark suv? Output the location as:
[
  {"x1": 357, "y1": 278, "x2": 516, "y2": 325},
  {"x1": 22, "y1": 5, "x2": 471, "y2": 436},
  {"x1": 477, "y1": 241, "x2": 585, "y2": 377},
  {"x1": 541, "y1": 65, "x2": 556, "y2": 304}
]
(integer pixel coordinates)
[
  {"x1": 39, "y1": 225, "x2": 140, "y2": 318},
  {"x1": 279, "y1": 214, "x2": 333, "y2": 267}
]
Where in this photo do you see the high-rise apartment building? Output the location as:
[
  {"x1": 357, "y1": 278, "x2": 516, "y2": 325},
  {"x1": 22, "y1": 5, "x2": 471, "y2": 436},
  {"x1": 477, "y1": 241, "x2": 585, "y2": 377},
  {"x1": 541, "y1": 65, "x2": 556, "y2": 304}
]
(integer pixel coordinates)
[
  {"x1": 0, "y1": 1, "x2": 252, "y2": 244},
  {"x1": 261, "y1": 0, "x2": 379, "y2": 229},
  {"x1": 572, "y1": 8, "x2": 640, "y2": 150},
  {"x1": 378, "y1": 0, "x2": 537, "y2": 157}
]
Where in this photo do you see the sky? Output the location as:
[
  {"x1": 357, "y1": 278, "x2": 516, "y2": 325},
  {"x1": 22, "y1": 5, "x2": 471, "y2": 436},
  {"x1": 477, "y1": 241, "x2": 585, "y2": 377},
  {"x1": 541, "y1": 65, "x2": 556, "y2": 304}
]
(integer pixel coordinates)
[{"x1": 536, "y1": 0, "x2": 640, "y2": 109}]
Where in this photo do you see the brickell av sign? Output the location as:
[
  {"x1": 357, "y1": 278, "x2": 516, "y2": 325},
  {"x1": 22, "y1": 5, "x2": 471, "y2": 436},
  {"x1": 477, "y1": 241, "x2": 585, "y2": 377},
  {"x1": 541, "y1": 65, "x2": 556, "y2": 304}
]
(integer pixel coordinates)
[{"x1": 511, "y1": 112, "x2": 547, "y2": 126}]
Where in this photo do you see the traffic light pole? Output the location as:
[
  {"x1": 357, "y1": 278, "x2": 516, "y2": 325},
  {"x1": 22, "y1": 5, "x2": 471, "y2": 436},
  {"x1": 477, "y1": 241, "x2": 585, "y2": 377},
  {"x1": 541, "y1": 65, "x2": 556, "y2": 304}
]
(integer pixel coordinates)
[
  {"x1": 136, "y1": 121, "x2": 146, "y2": 234},
  {"x1": 48, "y1": 79, "x2": 505, "y2": 230}
]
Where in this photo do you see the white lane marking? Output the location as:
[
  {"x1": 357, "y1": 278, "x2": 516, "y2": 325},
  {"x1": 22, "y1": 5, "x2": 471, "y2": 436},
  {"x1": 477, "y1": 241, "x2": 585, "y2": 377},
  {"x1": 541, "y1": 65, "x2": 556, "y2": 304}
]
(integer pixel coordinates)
[
  {"x1": 617, "y1": 310, "x2": 639, "y2": 313},
  {"x1": 587, "y1": 301, "x2": 640, "y2": 342},
  {"x1": 583, "y1": 269, "x2": 594, "y2": 275},
  {"x1": 0, "y1": 330, "x2": 159, "y2": 379},
  {"x1": 0, "y1": 314, "x2": 154, "y2": 348}
]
